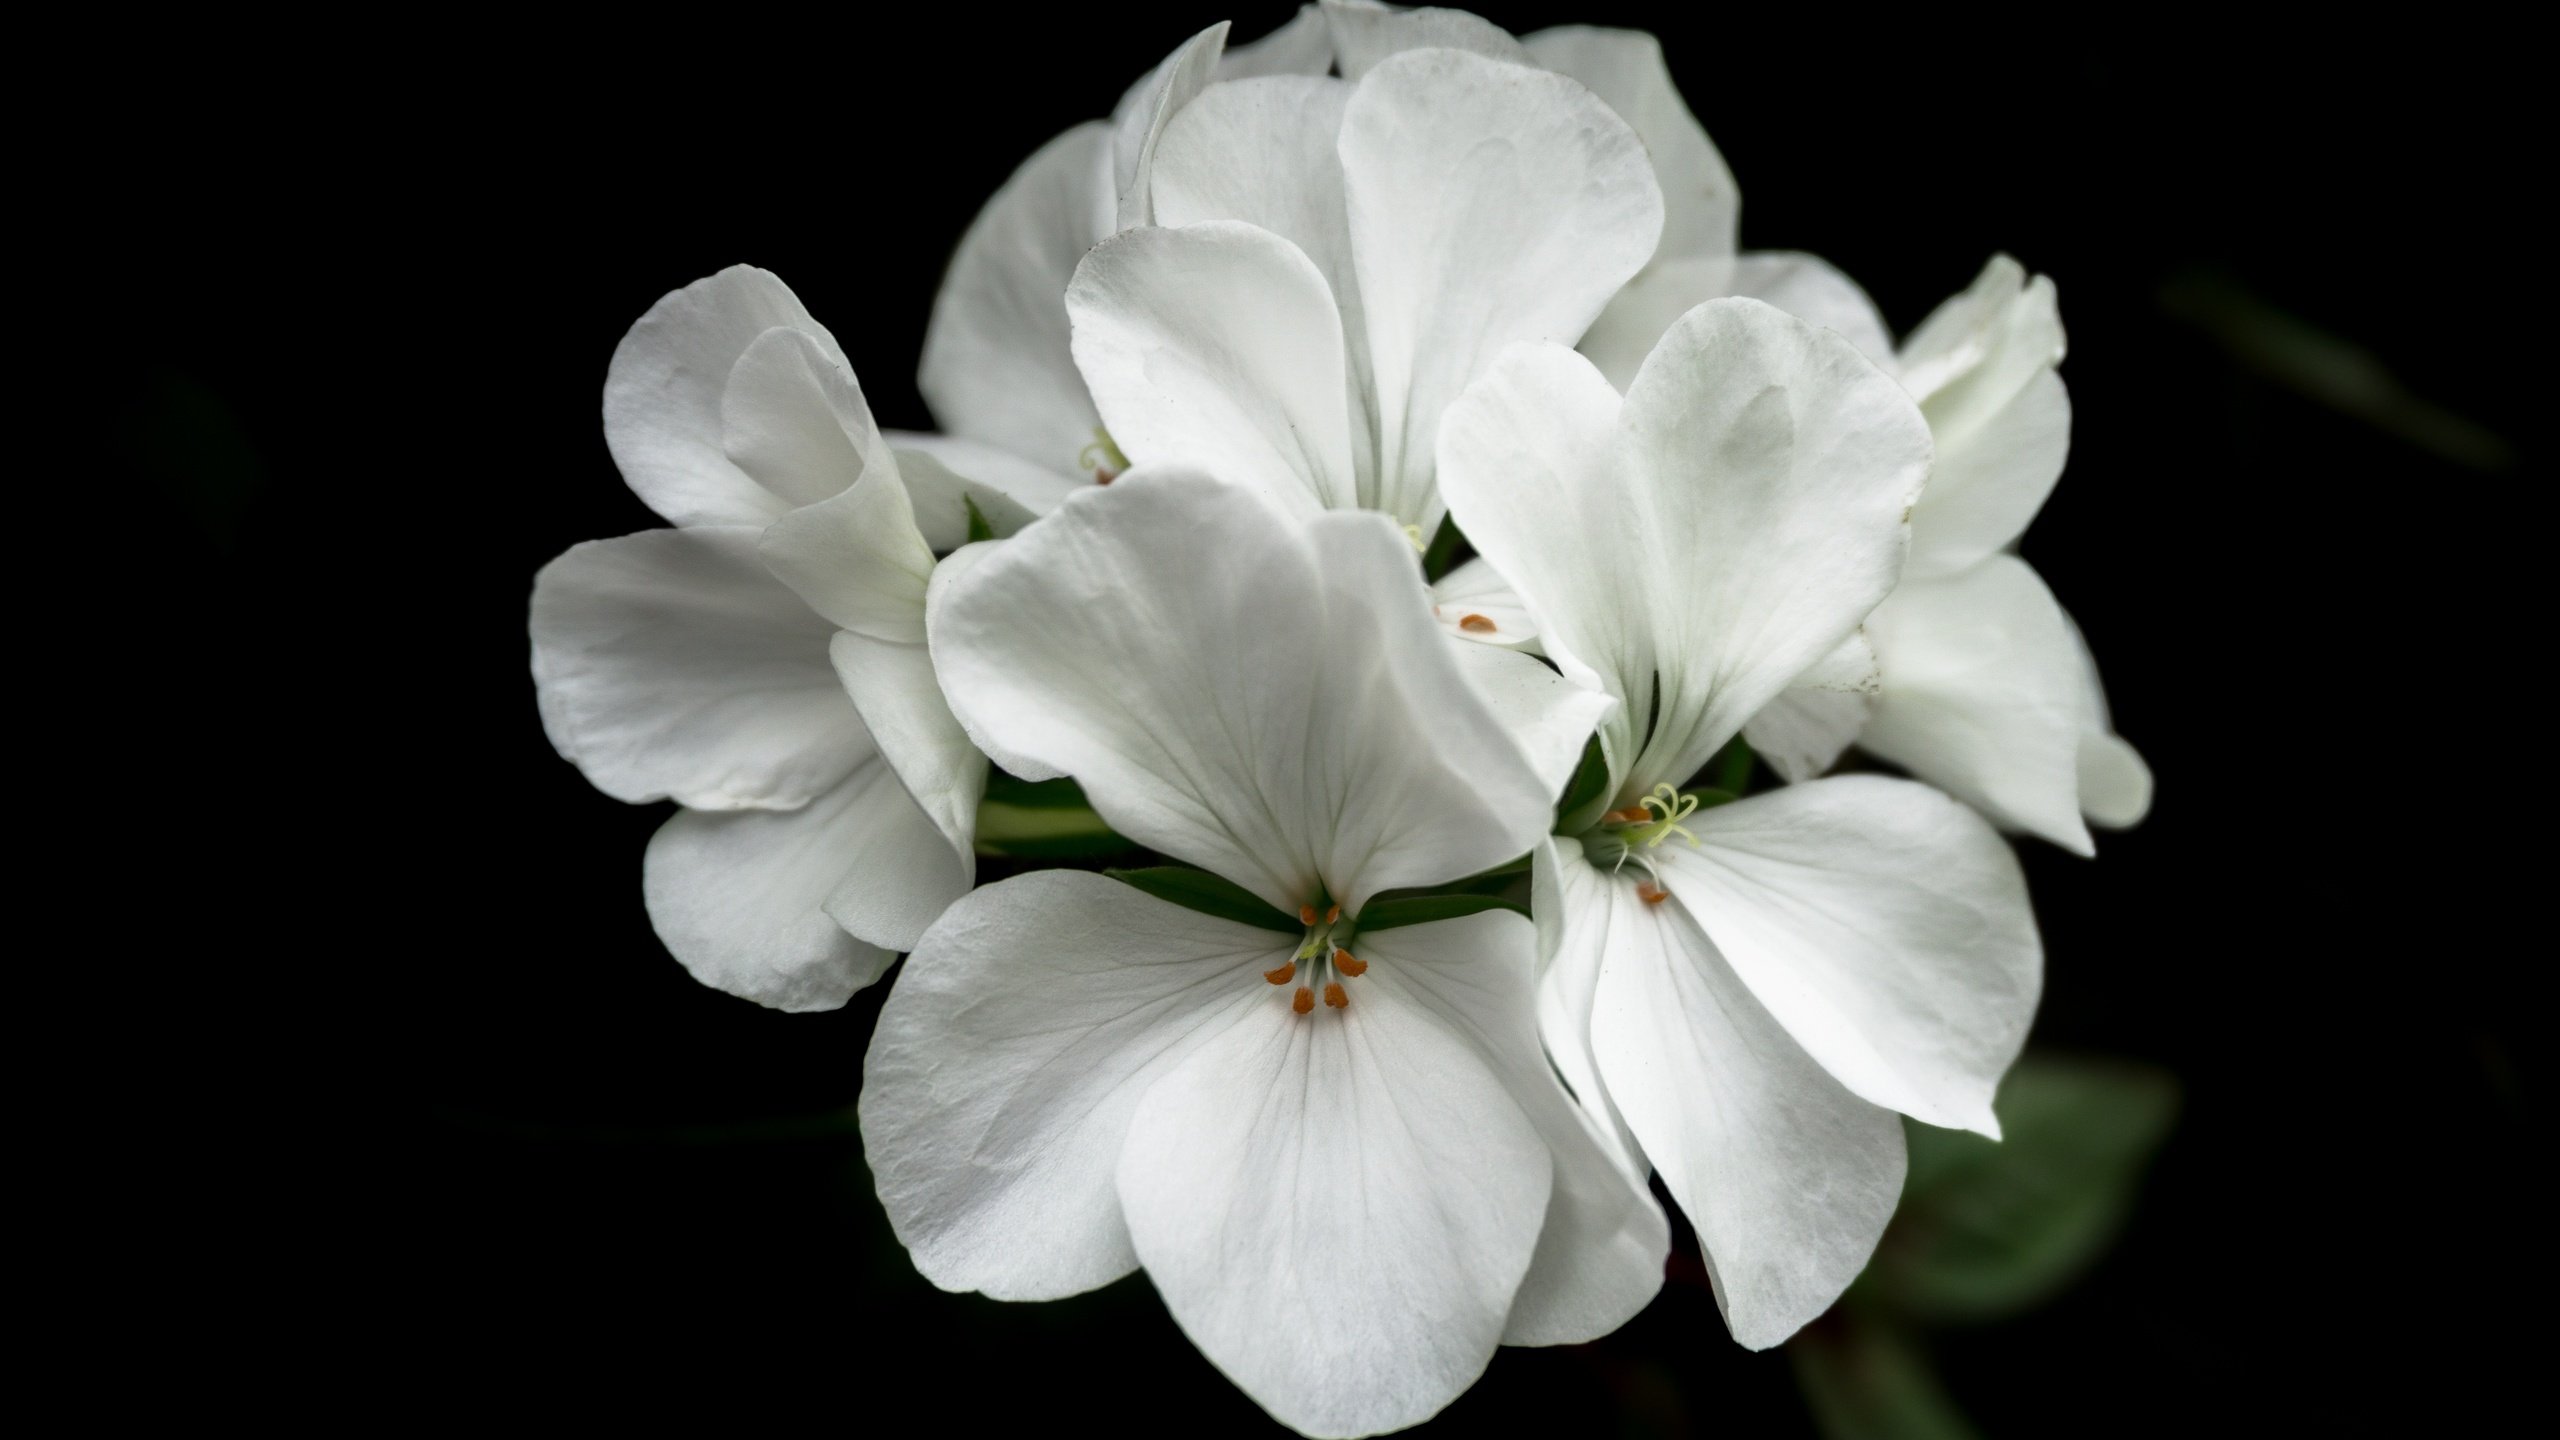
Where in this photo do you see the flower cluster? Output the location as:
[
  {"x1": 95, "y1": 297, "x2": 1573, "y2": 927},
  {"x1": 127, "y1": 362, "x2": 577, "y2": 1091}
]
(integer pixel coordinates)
[{"x1": 528, "y1": 6, "x2": 2149, "y2": 1435}]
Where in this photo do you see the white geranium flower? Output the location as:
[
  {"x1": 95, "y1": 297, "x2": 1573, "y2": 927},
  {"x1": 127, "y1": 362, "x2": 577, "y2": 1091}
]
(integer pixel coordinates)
[
  {"x1": 915, "y1": 10, "x2": 1331, "y2": 490},
  {"x1": 1601, "y1": 253, "x2": 2155, "y2": 850},
  {"x1": 1437, "y1": 298, "x2": 2044, "y2": 1349},
  {"x1": 865, "y1": 471, "x2": 1652, "y2": 1439},
  {"x1": 1063, "y1": 44, "x2": 1664, "y2": 543},
  {"x1": 531, "y1": 266, "x2": 1045, "y2": 1010}
]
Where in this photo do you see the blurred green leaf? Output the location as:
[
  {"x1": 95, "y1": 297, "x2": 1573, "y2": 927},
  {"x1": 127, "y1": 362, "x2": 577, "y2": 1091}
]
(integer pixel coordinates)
[
  {"x1": 1791, "y1": 1310, "x2": 1981, "y2": 1440},
  {"x1": 1355, "y1": 892, "x2": 1527, "y2": 932},
  {"x1": 1421, "y1": 513, "x2": 1463, "y2": 582},
  {"x1": 1105, "y1": 866, "x2": 1298, "y2": 932},
  {"x1": 972, "y1": 798, "x2": 1130, "y2": 858},
  {"x1": 1869, "y1": 1056, "x2": 2179, "y2": 1323},
  {"x1": 963, "y1": 494, "x2": 996, "y2": 543}
]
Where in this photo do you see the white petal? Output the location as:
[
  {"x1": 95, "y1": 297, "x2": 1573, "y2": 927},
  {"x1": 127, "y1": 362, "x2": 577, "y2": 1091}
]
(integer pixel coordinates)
[
  {"x1": 718, "y1": 324, "x2": 891, "y2": 512},
  {"x1": 914, "y1": 542, "x2": 1063, "y2": 786},
  {"x1": 1863, "y1": 557, "x2": 2096, "y2": 853},
  {"x1": 1432, "y1": 342, "x2": 1634, "y2": 749},
  {"x1": 530, "y1": 527, "x2": 861, "y2": 810},
  {"x1": 882, "y1": 429, "x2": 1087, "y2": 519},
  {"x1": 1910, "y1": 368, "x2": 2071, "y2": 580},
  {"x1": 1522, "y1": 26, "x2": 1737, "y2": 263},
  {"x1": 929, "y1": 471, "x2": 1552, "y2": 913},
  {"x1": 1898, "y1": 257, "x2": 2069, "y2": 573},
  {"x1": 829, "y1": 630, "x2": 983, "y2": 875},
  {"x1": 1118, "y1": 936, "x2": 1549, "y2": 1438},
  {"x1": 1743, "y1": 630, "x2": 1879, "y2": 783},
  {"x1": 1322, "y1": 1, "x2": 1530, "y2": 76},
  {"x1": 1581, "y1": 252, "x2": 1895, "y2": 399},
  {"x1": 2080, "y1": 730, "x2": 2154, "y2": 829},
  {"x1": 756, "y1": 464, "x2": 934, "y2": 644},
  {"x1": 1341, "y1": 46, "x2": 1664, "y2": 531},
  {"x1": 2063, "y1": 606, "x2": 2154, "y2": 830},
  {"x1": 1659, "y1": 775, "x2": 2040, "y2": 1136},
  {"x1": 1440, "y1": 302, "x2": 1928, "y2": 807},
  {"x1": 1446, "y1": 642, "x2": 1613, "y2": 802},
  {"x1": 1360, "y1": 913, "x2": 1670, "y2": 1347},
  {"x1": 1220, "y1": 4, "x2": 1335, "y2": 78},
  {"x1": 1110, "y1": 23, "x2": 1230, "y2": 228},
  {"x1": 1611, "y1": 300, "x2": 1927, "y2": 795},
  {"x1": 887, "y1": 446, "x2": 1040, "y2": 551},
  {"x1": 1743, "y1": 690, "x2": 1872, "y2": 785},
  {"x1": 642, "y1": 758, "x2": 950, "y2": 1010},
  {"x1": 1149, "y1": 75, "x2": 1377, "y2": 493},
  {"x1": 1429, "y1": 556, "x2": 1541, "y2": 650},
  {"x1": 603, "y1": 267, "x2": 850, "y2": 528},
  {"x1": 1067, "y1": 222, "x2": 1359, "y2": 515},
  {"x1": 1532, "y1": 840, "x2": 1648, "y2": 1176},
  {"x1": 1574, "y1": 840, "x2": 1908, "y2": 1349},
  {"x1": 861, "y1": 871, "x2": 1271, "y2": 1300},
  {"x1": 918, "y1": 122, "x2": 1114, "y2": 478}
]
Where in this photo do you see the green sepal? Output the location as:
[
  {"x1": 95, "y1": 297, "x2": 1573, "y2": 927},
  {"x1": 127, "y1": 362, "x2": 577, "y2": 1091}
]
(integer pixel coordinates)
[
  {"x1": 1420, "y1": 514, "x2": 1464, "y2": 582},
  {"x1": 1103, "y1": 866, "x2": 1299, "y2": 933},
  {"x1": 1709, "y1": 735, "x2": 1756, "y2": 794},
  {"x1": 1354, "y1": 892, "x2": 1528, "y2": 932},
  {"x1": 1555, "y1": 735, "x2": 1613, "y2": 832}
]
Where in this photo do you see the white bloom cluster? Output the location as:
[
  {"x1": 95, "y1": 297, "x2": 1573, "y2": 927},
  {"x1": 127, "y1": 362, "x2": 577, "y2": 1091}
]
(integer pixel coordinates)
[{"x1": 528, "y1": 6, "x2": 2150, "y2": 1434}]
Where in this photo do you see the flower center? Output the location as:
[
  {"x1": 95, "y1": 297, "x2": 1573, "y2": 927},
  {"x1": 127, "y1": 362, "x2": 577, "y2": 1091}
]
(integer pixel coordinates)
[
  {"x1": 1263, "y1": 901, "x2": 1368, "y2": 1015},
  {"x1": 1077, "y1": 427, "x2": 1128, "y2": 486},
  {"x1": 1581, "y1": 784, "x2": 1707, "y2": 882}
]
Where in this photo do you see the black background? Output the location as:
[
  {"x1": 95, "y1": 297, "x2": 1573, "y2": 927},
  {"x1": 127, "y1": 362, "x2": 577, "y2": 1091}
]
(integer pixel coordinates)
[{"x1": 117, "y1": 5, "x2": 2529, "y2": 1430}]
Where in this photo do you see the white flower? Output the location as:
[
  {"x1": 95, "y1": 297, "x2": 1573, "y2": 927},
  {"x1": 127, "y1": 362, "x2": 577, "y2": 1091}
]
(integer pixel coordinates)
[
  {"x1": 916, "y1": 10, "x2": 1333, "y2": 488},
  {"x1": 864, "y1": 472, "x2": 1653, "y2": 1438},
  {"x1": 530, "y1": 266, "x2": 1046, "y2": 1010},
  {"x1": 1437, "y1": 298, "x2": 2044, "y2": 1348},
  {"x1": 1063, "y1": 44, "x2": 1664, "y2": 541},
  {"x1": 1608, "y1": 254, "x2": 2155, "y2": 850}
]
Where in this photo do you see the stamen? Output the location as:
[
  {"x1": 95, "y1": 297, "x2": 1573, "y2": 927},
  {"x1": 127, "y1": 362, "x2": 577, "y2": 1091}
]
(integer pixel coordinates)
[
  {"x1": 1325, "y1": 904, "x2": 1340, "y2": 925},
  {"x1": 1264, "y1": 962, "x2": 1297, "y2": 985},
  {"x1": 1603, "y1": 805, "x2": 1650, "y2": 825},
  {"x1": 1332, "y1": 949, "x2": 1367, "y2": 977},
  {"x1": 1323, "y1": 983, "x2": 1348, "y2": 1009},
  {"x1": 1637, "y1": 882, "x2": 1670, "y2": 906},
  {"x1": 1459, "y1": 613, "x2": 1497, "y2": 634},
  {"x1": 1299, "y1": 903, "x2": 1318, "y2": 926},
  {"x1": 1293, "y1": 986, "x2": 1315, "y2": 1015}
]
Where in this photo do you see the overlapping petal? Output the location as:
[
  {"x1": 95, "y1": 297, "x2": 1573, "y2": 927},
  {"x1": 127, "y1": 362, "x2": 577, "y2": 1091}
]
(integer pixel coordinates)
[
  {"x1": 643, "y1": 752, "x2": 959, "y2": 1009},
  {"x1": 1863, "y1": 556, "x2": 2097, "y2": 853},
  {"x1": 1342, "y1": 47, "x2": 1663, "y2": 531},
  {"x1": 929, "y1": 470, "x2": 1553, "y2": 914},
  {"x1": 530, "y1": 526, "x2": 863, "y2": 810},
  {"x1": 1658, "y1": 776, "x2": 2041, "y2": 1136},
  {"x1": 1439, "y1": 300, "x2": 1929, "y2": 808},
  {"x1": 603, "y1": 266, "x2": 845, "y2": 528},
  {"x1": 1555, "y1": 841, "x2": 1909, "y2": 1350}
]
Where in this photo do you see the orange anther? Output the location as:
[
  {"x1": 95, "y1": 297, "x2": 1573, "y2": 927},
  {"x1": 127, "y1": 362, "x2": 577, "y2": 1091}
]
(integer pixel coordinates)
[
  {"x1": 1293, "y1": 986, "x2": 1315, "y2": 1015},
  {"x1": 1332, "y1": 950, "x2": 1367, "y2": 977},
  {"x1": 1459, "y1": 613, "x2": 1497, "y2": 634},
  {"x1": 1606, "y1": 806, "x2": 1649, "y2": 825},
  {"x1": 1637, "y1": 882, "x2": 1670, "y2": 906},
  {"x1": 1323, "y1": 983, "x2": 1348, "y2": 1009},
  {"x1": 1264, "y1": 962, "x2": 1297, "y2": 985},
  {"x1": 1325, "y1": 904, "x2": 1340, "y2": 925},
  {"x1": 1094, "y1": 468, "x2": 1118, "y2": 485},
  {"x1": 1299, "y1": 903, "x2": 1318, "y2": 926}
]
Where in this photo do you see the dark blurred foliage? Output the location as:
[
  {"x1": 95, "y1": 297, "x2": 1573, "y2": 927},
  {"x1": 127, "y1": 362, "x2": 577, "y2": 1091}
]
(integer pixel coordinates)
[{"x1": 90, "y1": 3, "x2": 2532, "y2": 1431}]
